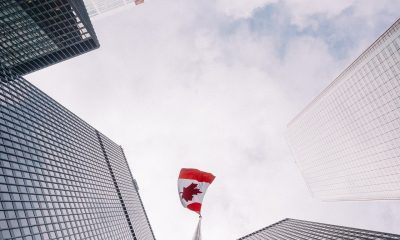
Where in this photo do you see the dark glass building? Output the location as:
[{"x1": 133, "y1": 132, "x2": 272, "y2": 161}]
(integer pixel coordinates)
[
  {"x1": 0, "y1": 0, "x2": 99, "y2": 76},
  {"x1": 0, "y1": 65, "x2": 155, "y2": 239},
  {"x1": 238, "y1": 218, "x2": 400, "y2": 240}
]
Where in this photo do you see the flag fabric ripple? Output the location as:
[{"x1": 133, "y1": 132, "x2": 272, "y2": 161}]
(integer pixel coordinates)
[{"x1": 178, "y1": 168, "x2": 215, "y2": 214}]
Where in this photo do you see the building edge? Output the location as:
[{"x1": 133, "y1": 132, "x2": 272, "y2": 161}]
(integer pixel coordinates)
[
  {"x1": 237, "y1": 219, "x2": 290, "y2": 240},
  {"x1": 287, "y1": 17, "x2": 400, "y2": 127},
  {"x1": 120, "y1": 146, "x2": 157, "y2": 240}
]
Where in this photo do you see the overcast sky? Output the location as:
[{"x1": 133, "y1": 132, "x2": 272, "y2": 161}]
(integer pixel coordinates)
[{"x1": 27, "y1": 1, "x2": 400, "y2": 239}]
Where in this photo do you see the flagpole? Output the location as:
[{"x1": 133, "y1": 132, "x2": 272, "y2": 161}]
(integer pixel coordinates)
[{"x1": 193, "y1": 214, "x2": 202, "y2": 240}]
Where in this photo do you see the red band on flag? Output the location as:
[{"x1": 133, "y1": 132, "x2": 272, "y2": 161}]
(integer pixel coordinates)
[
  {"x1": 187, "y1": 202, "x2": 202, "y2": 213},
  {"x1": 179, "y1": 168, "x2": 215, "y2": 183}
]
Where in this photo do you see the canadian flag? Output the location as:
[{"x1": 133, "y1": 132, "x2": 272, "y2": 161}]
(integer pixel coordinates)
[{"x1": 178, "y1": 168, "x2": 215, "y2": 214}]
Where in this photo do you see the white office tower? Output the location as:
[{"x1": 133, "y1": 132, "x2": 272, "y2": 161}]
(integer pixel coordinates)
[
  {"x1": 287, "y1": 18, "x2": 400, "y2": 201},
  {"x1": 83, "y1": 0, "x2": 134, "y2": 17}
]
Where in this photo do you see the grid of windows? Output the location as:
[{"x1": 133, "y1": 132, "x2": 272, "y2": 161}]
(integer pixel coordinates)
[
  {"x1": 286, "y1": 18, "x2": 400, "y2": 200},
  {"x1": 99, "y1": 134, "x2": 155, "y2": 240},
  {"x1": 238, "y1": 218, "x2": 400, "y2": 240},
  {"x1": 83, "y1": 0, "x2": 134, "y2": 17},
  {"x1": 0, "y1": 0, "x2": 99, "y2": 76},
  {"x1": 0, "y1": 67, "x2": 155, "y2": 239}
]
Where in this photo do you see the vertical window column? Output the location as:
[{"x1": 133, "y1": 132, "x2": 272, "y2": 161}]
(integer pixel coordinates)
[{"x1": 95, "y1": 130, "x2": 137, "y2": 240}]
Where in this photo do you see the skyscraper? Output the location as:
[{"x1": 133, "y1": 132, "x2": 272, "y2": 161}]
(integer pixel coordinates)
[
  {"x1": 83, "y1": 0, "x2": 134, "y2": 17},
  {"x1": 0, "y1": 0, "x2": 99, "y2": 76},
  {"x1": 238, "y1": 219, "x2": 400, "y2": 240},
  {"x1": 0, "y1": 63, "x2": 155, "y2": 239},
  {"x1": 286, "y1": 18, "x2": 400, "y2": 200},
  {"x1": 0, "y1": 1, "x2": 155, "y2": 239}
]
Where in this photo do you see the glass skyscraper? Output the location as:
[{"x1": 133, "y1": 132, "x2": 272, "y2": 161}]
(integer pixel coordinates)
[
  {"x1": 287, "y1": 18, "x2": 400, "y2": 200},
  {"x1": 0, "y1": 1, "x2": 155, "y2": 239},
  {"x1": 238, "y1": 219, "x2": 400, "y2": 240},
  {"x1": 0, "y1": 0, "x2": 99, "y2": 76},
  {"x1": 0, "y1": 64, "x2": 155, "y2": 239}
]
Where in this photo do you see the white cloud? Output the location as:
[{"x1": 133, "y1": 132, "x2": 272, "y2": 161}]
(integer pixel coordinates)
[
  {"x1": 283, "y1": 0, "x2": 400, "y2": 31},
  {"x1": 283, "y1": 0, "x2": 354, "y2": 29},
  {"x1": 215, "y1": 0, "x2": 277, "y2": 19}
]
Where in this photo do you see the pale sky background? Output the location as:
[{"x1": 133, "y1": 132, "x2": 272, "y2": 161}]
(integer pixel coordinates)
[{"x1": 26, "y1": 1, "x2": 400, "y2": 239}]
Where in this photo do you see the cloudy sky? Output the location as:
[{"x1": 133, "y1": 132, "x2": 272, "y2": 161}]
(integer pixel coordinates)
[{"x1": 27, "y1": 1, "x2": 400, "y2": 239}]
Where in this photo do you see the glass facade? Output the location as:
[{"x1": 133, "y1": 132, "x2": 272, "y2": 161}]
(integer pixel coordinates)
[
  {"x1": 98, "y1": 133, "x2": 155, "y2": 240},
  {"x1": 238, "y1": 218, "x2": 400, "y2": 240},
  {"x1": 286, "y1": 18, "x2": 400, "y2": 200},
  {"x1": 0, "y1": 66, "x2": 155, "y2": 239},
  {"x1": 82, "y1": 0, "x2": 134, "y2": 17},
  {"x1": 0, "y1": 0, "x2": 99, "y2": 76}
]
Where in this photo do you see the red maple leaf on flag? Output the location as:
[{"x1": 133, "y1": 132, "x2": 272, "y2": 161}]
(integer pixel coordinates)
[{"x1": 181, "y1": 183, "x2": 202, "y2": 202}]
